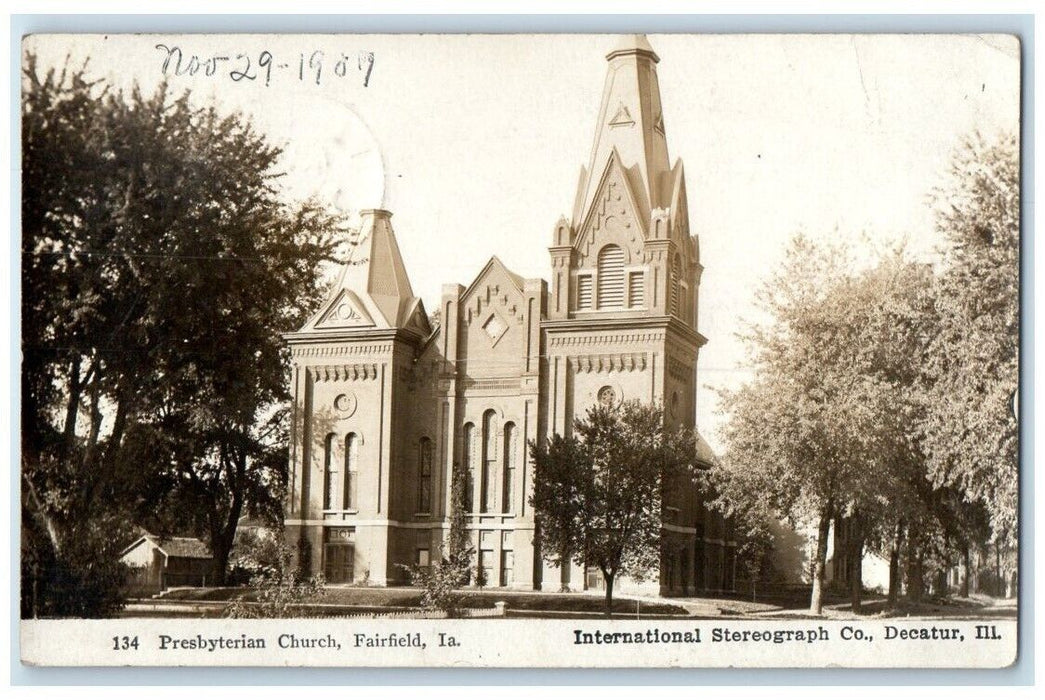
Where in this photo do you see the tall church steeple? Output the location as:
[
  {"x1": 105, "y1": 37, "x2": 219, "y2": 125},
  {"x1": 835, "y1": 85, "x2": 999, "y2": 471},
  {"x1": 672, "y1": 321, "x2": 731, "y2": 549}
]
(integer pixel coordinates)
[
  {"x1": 550, "y1": 34, "x2": 698, "y2": 328},
  {"x1": 572, "y1": 34, "x2": 673, "y2": 229}
]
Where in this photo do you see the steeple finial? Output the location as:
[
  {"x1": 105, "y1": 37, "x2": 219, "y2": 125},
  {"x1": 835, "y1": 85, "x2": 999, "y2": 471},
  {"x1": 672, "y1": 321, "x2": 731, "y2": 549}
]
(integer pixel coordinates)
[{"x1": 606, "y1": 34, "x2": 659, "y2": 62}]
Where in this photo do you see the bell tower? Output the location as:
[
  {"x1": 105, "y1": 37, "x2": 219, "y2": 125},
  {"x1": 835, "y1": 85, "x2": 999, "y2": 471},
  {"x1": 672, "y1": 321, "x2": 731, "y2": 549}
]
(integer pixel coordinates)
[
  {"x1": 539, "y1": 35, "x2": 709, "y2": 594},
  {"x1": 544, "y1": 34, "x2": 705, "y2": 436},
  {"x1": 548, "y1": 35, "x2": 701, "y2": 335}
]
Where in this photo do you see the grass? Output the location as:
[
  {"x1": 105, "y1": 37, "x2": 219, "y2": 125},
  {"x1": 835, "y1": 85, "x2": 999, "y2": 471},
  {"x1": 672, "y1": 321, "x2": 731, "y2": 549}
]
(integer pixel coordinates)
[{"x1": 157, "y1": 586, "x2": 689, "y2": 615}]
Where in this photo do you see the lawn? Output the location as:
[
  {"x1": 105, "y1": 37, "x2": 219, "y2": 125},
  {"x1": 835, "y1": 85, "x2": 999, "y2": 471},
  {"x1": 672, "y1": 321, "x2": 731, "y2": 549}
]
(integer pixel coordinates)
[{"x1": 157, "y1": 586, "x2": 689, "y2": 616}]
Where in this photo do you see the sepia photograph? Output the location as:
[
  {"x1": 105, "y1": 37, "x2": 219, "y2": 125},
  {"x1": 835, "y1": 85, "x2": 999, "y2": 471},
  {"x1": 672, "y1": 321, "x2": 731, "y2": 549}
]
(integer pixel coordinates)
[{"x1": 18, "y1": 30, "x2": 1021, "y2": 668}]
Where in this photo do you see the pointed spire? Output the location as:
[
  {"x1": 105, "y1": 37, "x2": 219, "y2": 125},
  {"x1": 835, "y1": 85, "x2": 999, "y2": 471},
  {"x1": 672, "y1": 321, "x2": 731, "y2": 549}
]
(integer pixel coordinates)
[
  {"x1": 301, "y1": 209, "x2": 421, "y2": 331},
  {"x1": 572, "y1": 34, "x2": 672, "y2": 230}
]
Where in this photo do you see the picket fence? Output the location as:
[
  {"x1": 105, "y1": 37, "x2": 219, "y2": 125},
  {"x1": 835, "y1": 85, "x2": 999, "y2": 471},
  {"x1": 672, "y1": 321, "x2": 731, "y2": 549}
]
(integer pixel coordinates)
[{"x1": 342, "y1": 602, "x2": 507, "y2": 619}]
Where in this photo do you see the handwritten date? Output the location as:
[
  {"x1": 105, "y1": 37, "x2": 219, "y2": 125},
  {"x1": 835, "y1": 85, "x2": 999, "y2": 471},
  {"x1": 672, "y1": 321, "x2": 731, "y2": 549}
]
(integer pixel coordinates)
[{"x1": 155, "y1": 45, "x2": 376, "y2": 87}]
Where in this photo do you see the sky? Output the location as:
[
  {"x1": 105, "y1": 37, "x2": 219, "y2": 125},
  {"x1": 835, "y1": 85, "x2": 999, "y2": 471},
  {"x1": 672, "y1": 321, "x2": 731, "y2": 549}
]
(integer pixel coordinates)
[{"x1": 23, "y1": 33, "x2": 1021, "y2": 450}]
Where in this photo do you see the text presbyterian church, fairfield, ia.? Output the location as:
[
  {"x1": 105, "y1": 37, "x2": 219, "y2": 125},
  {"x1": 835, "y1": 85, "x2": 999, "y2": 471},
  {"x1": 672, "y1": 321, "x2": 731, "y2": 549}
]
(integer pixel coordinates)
[{"x1": 283, "y1": 35, "x2": 736, "y2": 595}]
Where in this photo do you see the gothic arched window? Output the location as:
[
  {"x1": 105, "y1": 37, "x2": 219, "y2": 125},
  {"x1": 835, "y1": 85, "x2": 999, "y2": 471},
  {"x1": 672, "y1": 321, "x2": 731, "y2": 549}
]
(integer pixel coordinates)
[
  {"x1": 323, "y1": 433, "x2": 338, "y2": 511},
  {"x1": 502, "y1": 422, "x2": 517, "y2": 513},
  {"x1": 597, "y1": 244, "x2": 626, "y2": 308},
  {"x1": 481, "y1": 410, "x2": 497, "y2": 513},
  {"x1": 343, "y1": 433, "x2": 358, "y2": 509},
  {"x1": 418, "y1": 437, "x2": 433, "y2": 513},
  {"x1": 463, "y1": 423, "x2": 477, "y2": 512}
]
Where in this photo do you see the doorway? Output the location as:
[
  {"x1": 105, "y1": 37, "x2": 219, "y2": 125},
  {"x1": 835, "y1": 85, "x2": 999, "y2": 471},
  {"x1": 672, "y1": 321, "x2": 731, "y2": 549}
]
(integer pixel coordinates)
[{"x1": 324, "y1": 542, "x2": 355, "y2": 583}]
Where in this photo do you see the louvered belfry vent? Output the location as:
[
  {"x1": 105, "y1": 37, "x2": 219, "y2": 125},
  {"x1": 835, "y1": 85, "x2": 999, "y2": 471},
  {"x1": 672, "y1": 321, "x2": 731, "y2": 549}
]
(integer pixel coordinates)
[
  {"x1": 577, "y1": 274, "x2": 593, "y2": 309},
  {"x1": 628, "y1": 271, "x2": 644, "y2": 308},
  {"x1": 597, "y1": 245, "x2": 625, "y2": 308}
]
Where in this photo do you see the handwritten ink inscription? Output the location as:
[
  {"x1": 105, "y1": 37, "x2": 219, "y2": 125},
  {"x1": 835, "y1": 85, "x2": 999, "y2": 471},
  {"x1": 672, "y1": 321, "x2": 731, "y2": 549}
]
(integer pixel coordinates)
[{"x1": 155, "y1": 45, "x2": 376, "y2": 87}]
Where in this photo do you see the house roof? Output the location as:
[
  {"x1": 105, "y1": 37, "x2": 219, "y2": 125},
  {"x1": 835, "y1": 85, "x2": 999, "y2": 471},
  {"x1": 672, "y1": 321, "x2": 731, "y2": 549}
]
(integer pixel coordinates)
[
  {"x1": 158, "y1": 537, "x2": 213, "y2": 559},
  {"x1": 121, "y1": 533, "x2": 213, "y2": 560},
  {"x1": 695, "y1": 431, "x2": 718, "y2": 468}
]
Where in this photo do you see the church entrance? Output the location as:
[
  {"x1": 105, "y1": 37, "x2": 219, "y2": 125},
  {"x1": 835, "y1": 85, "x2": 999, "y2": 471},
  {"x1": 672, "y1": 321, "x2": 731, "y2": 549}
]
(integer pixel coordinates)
[{"x1": 323, "y1": 528, "x2": 355, "y2": 583}]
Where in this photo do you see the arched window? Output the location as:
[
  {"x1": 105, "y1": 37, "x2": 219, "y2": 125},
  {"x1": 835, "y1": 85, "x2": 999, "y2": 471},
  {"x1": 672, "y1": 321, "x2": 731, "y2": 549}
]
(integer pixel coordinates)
[
  {"x1": 343, "y1": 433, "x2": 358, "y2": 509},
  {"x1": 463, "y1": 423, "x2": 476, "y2": 512},
  {"x1": 323, "y1": 433, "x2": 338, "y2": 511},
  {"x1": 597, "y1": 245, "x2": 625, "y2": 308},
  {"x1": 502, "y1": 422, "x2": 517, "y2": 513},
  {"x1": 418, "y1": 437, "x2": 433, "y2": 513},
  {"x1": 481, "y1": 410, "x2": 497, "y2": 513},
  {"x1": 671, "y1": 253, "x2": 682, "y2": 317}
]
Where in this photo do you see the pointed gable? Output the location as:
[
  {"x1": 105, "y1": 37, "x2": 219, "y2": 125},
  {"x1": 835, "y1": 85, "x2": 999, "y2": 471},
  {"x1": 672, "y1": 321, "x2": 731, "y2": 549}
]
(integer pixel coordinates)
[
  {"x1": 665, "y1": 158, "x2": 692, "y2": 247},
  {"x1": 460, "y1": 256, "x2": 527, "y2": 327},
  {"x1": 313, "y1": 289, "x2": 376, "y2": 329},
  {"x1": 296, "y1": 209, "x2": 425, "y2": 333},
  {"x1": 573, "y1": 149, "x2": 646, "y2": 266}
]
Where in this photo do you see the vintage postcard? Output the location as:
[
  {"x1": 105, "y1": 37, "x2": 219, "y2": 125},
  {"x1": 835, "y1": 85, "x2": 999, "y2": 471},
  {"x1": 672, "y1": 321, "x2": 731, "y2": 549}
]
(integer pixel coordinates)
[{"x1": 19, "y1": 32, "x2": 1020, "y2": 668}]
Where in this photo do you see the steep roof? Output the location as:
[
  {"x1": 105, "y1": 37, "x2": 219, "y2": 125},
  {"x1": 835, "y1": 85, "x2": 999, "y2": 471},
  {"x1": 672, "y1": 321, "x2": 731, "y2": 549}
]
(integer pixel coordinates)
[
  {"x1": 572, "y1": 33, "x2": 673, "y2": 229},
  {"x1": 297, "y1": 209, "x2": 426, "y2": 333}
]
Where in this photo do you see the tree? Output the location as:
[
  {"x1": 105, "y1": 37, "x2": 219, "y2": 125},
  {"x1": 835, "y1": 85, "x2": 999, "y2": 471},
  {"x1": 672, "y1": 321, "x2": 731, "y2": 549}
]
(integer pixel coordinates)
[
  {"x1": 701, "y1": 456, "x2": 776, "y2": 601},
  {"x1": 717, "y1": 235, "x2": 915, "y2": 614},
  {"x1": 816, "y1": 248, "x2": 940, "y2": 611},
  {"x1": 920, "y1": 131, "x2": 1020, "y2": 547},
  {"x1": 399, "y1": 463, "x2": 473, "y2": 616},
  {"x1": 21, "y1": 54, "x2": 341, "y2": 612},
  {"x1": 530, "y1": 401, "x2": 696, "y2": 616}
]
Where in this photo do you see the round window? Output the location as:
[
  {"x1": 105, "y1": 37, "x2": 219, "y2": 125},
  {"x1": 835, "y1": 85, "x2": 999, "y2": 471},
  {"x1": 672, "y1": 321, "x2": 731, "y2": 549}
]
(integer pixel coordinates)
[{"x1": 334, "y1": 392, "x2": 358, "y2": 417}]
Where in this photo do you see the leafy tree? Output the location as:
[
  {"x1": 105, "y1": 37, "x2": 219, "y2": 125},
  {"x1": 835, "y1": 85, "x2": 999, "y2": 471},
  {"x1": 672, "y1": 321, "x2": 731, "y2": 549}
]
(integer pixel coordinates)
[
  {"x1": 700, "y1": 455, "x2": 776, "y2": 601},
  {"x1": 817, "y1": 248, "x2": 940, "y2": 611},
  {"x1": 530, "y1": 401, "x2": 696, "y2": 616},
  {"x1": 21, "y1": 53, "x2": 341, "y2": 613},
  {"x1": 223, "y1": 536, "x2": 326, "y2": 619},
  {"x1": 400, "y1": 463, "x2": 473, "y2": 616},
  {"x1": 718, "y1": 235, "x2": 909, "y2": 614},
  {"x1": 920, "y1": 132, "x2": 1020, "y2": 547}
]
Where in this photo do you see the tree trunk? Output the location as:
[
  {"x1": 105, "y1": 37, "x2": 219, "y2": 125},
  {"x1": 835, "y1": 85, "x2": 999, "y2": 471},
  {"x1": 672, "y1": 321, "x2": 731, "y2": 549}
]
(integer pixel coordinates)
[
  {"x1": 935, "y1": 568, "x2": 949, "y2": 597},
  {"x1": 905, "y1": 525, "x2": 923, "y2": 603},
  {"x1": 995, "y1": 542, "x2": 1002, "y2": 598},
  {"x1": 103, "y1": 384, "x2": 132, "y2": 469},
  {"x1": 59, "y1": 356, "x2": 83, "y2": 462},
  {"x1": 908, "y1": 548, "x2": 924, "y2": 603},
  {"x1": 603, "y1": 571, "x2": 615, "y2": 619},
  {"x1": 960, "y1": 543, "x2": 970, "y2": 598},
  {"x1": 809, "y1": 504, "x2": 832, "y2": 615},
  {"x1": 848, "y1": 515, "x2": 864, "y2": 613},
  {"x1": 888, "y1": 522, "x2": 903, "y2": 605}
]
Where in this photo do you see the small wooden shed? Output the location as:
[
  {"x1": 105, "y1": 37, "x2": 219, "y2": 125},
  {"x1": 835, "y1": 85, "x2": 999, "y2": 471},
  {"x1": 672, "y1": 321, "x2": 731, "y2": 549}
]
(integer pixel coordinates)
[{"x1": 121, "y1": 533, "x2": 215, "y2": 594}]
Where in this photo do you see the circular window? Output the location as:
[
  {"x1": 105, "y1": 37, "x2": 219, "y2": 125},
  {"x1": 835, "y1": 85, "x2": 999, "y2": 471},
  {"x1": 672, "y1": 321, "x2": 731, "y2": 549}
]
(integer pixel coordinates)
[
  {"x1": 597, "y1": 386, "x2": 617, "y2": 408},
  {"x1": 334, "y1": 392, "x2": 358, "y2": 417}
]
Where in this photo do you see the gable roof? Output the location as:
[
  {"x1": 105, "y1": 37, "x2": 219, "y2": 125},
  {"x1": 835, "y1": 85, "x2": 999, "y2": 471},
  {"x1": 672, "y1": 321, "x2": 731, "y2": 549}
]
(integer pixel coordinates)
[
  {"x1": 460, "y1": 255, "x2": 526, "y2": 304},
  {"x1": 121, "y1": 533, "x2": 213, "y2": 560},
  {"x1": 572, "y1": 147, "x2": 649, "y2": 256}
]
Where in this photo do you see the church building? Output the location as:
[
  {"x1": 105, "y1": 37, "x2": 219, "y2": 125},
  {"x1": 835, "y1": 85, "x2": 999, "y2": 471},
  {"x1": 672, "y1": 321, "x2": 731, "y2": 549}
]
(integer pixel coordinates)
[{"x1": 283, "y1": 35, "x2": 737, "y2": 596}]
